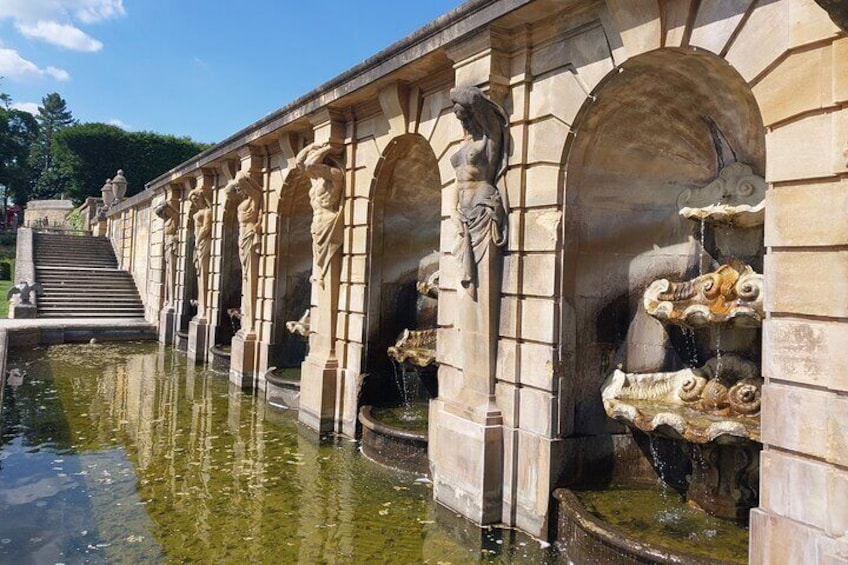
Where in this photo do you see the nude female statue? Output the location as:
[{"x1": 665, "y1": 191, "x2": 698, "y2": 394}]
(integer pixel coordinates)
[
  {"x1": 188, "y1": 186, "x2": 212, "y2": 319},
  {"x1": 295, "y1": 142, "x2": 345, "y2": 285},
  {"x1": 154, "y1": 199, "x2": 179, "y2": 307},
  {"x1": 226, "y1": 171, "x2": 263, "y2": 334},
  {"x1": 449, "y1": 86, "x2": 510, "y2": 298}
]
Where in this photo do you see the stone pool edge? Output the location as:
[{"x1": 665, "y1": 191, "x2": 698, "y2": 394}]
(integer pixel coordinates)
[{"x1": 0, "y1": 318, "x2": 157, "y2": 417}]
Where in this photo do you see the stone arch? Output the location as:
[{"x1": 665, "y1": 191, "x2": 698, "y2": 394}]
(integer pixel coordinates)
[
  {"x1": 552, "y1": 0, "x2": 843, "y2": 556},
  {"x1": 558, "y1": 44, "x2": 766, "y2": 462},
  {"x1": 268, "y1": 168, "x2": 313, "y2": 371},
  {"x1": 360, "y1": 133, "x2": 442, "y2": 407}
]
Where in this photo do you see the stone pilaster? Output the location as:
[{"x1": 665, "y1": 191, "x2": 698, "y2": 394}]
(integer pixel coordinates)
[
  {"x1": 430, "y1": 31, "x2": 510, "y2": 526},
  {"x1": 298, "y1": 109, "x2": 347, "y2": 433},
  {"x1": 229, "y1": 145, "x2": 265, "y2": 390}
]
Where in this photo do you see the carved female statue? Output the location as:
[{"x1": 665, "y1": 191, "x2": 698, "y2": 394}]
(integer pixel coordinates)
[
  {"x1": 154, "y1": 199, "x2": 179, "y2": 307},
  {"x1": 449, "y1": 86, "x2": 510, "y2": 298},
  {"x1": 295, "y1": 142, "x2": 345, "y2": 285},
  {"x1": 188, "y1": 187, "x2": 212, "y2": 319},
  {"x1": 226, "y1": 171, "x2": 263, "y2": 335}
]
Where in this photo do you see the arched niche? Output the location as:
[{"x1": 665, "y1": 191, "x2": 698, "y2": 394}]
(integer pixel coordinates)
[
  {"x1": 560, "y1": 48, "x2": 766, "y2": 438},
  {"x1": 216, "y1": 194, "x2": 243, "y2": 347},
  {"x1": 180, "y1": 219, "x2": 198, "y2": 332},
  {"x1": 362, "y1": 133, "x2": 442, "y2": 406},
  {"x1": 270, "y1": 169, "x2": 313, "y2": 370}
]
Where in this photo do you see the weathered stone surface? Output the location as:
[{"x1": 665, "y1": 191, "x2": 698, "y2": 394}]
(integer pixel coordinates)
[
  {"x1": 765, "y1": 251, "x2": 848, "y2": 318},
  {"x1": 761, "y1": 449, "x2": 829, "y2": 532},
  {"x1": 753, "y1": 47, "x2": 827, "y2": 127},
  {"x1": 766, "y1": 112, "x2": 834, "y2": 182},
  {"x1": 689, "y1": 0, "x2": 753, "y2": 55},
  {"x1": 762, "y1": 383, "x2": 830, "y2": 459},
  {"x1": 726, "y1": 0, "x2": 839, "y2": 82},
  {"x1": 765, "y1": 180, "x2": 848, "y2": 247},
  {"x1": 764, "y1": 318, "x2": 848, "y2": 391},
  {"x1": 519, "y1": 297, "x2": 556, "y2": 343},
  {"x1": 662, "y1": 0, "x2": 693, "y2": 47},
  {"x1": 603, "y1": 0, "x2": 661, "y2": 62},
  {"x1": 750, "y1": 509, "x2": 825, "y2": 565}
]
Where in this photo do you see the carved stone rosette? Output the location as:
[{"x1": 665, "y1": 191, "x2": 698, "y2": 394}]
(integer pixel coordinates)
[{"x1": 643, "y1": 261, "x2": 763, "y2": 328}]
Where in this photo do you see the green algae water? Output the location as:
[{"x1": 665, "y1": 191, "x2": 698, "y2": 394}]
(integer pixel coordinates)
[
  {"x1": 0, "y1": 342, "x2": 558, "y2": 564},
  {"x1": 574, "y1": 484, "x2": 750, "y2": 564}
]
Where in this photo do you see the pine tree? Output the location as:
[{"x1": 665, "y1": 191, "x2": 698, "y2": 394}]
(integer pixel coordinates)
[{"x1": 30, "y1": 92, "x2": 76, "y2": 199}]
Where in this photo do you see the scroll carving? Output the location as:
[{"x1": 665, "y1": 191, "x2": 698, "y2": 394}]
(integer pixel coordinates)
[{"x1": 643, "y1": 261, "x2": 763, "y2": 328}]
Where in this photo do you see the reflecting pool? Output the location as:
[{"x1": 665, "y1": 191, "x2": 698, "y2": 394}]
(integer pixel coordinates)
[{"x1": 0, "y1": 342, "x2": 559, "y2": 564}]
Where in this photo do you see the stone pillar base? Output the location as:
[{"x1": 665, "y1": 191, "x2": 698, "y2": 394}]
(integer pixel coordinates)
[
  {"x1": 430, "y1": 396, "x2": 504, "y2": 525},
  {"x1": 10, "y1": 303, "x2": 37, "y2": 319},
  {"x1": 187, "y1": 319, "x2": 208, "y2": 364},
  {"x1": 230, "y1": 332, "x2": 258, "y2": 390},
  {"x1": 298, "y1": 354, "x2": 338, "y2": 433},
  {"x1": 159, "y1": 308, "x2": 175, "y2": 345}
]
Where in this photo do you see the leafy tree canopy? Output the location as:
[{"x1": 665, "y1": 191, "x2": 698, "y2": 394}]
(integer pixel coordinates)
[
  {"x1": 29, "y1": 92, "x2": 76, "y2": 200},
  {"x1": 53, "y1": 123, "x2": 212, "y2": 203},
  {"x1": 0, "y1": 86, "x2": 39, "y2": 205}
]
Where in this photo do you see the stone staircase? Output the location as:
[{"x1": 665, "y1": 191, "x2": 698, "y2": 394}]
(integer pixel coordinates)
[{"x1": 34, "y1": 233, "x2": 146, "y2": 318}]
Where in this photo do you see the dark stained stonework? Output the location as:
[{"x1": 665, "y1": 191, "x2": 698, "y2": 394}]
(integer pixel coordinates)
[{"x1": 815, "y1": 0, "x2": 848, "y2": 31}]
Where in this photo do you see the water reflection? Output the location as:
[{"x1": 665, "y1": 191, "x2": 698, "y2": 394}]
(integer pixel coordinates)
[{"x1": 0, "y1": 343, "x2": 557, "y2": 564}]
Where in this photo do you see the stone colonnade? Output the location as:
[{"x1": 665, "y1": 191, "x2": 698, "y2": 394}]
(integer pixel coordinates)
[{"x1": 104, "y1": 0, "x2": 848, "y2": 557}]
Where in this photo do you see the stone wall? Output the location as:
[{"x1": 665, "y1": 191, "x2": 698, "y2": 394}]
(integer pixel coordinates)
[{"x1": 103, "y1": 0, "x2": 848, "y2": 556}]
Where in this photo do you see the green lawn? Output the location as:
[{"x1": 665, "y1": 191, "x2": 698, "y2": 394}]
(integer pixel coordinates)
[
  {"x1": 0, "y1": 259, "x2": 15, "y2": 319},
  {"x1": 0, "y1": 239, "x2": 17, "y2": 319}
]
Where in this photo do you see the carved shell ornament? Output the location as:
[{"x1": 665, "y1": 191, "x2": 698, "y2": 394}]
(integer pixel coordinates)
[
  {"x1": 678, "y1": 162, "x2": 765, "y2": 227},
  {"x1": 643, "y1": 260, "x2": 763, "y2": 328},
  {"x1": 677, "y1": 117, "x2": 765, "y2": 228},
  {"x1": 601, "y1": 354, "x2": 763, "y2": 443}
]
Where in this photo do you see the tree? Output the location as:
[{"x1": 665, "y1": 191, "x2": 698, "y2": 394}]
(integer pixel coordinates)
[
  {"x1": 53, "y1": 123, "x2": 211, "y2": 202},
  {"x1": 0, "y1": 87, "x2": 39, "y2": 206},
  {"x1": 29, "y1": 92, "x2": 76, "y2": 199}
]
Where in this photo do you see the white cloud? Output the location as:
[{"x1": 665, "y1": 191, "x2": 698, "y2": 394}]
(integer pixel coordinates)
[
  {"x1": 0, "y1": 47, "x2": 70, "y2": 81},
  {"x1": 46, "y1": 65, "x2": 70, "y2": 81},
  {"x1": 16, "y1": 21, "x2": 103, "y2": 52},
  {"x1": 0, "y1": 1, "x2": 125, "y2": 25},
  {"x1": 11, "y1": 102, "x2": 40, "y2": 115},
  {"x1": 107, "y1": 118, "x2": 129, "y2": 129}
]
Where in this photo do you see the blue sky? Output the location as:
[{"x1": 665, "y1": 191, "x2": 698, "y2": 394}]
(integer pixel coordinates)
[{"x1": 0, "y1": 0, "x2": 461, "y2": 143}]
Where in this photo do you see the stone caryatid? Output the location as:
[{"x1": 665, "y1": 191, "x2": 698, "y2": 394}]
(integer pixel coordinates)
[
  {"x1": 226, "y1": 171, "x2": 263, "y2": 336},
  {"x1": 188, "y1": 186, "x2": 212, "y2": 321},
  {"x1": 296, "y1": 142, "x2": 345, "y2": 285},
  {"x1": 154, "y1": 199, "x2": 179, "y2": 308},
  {"x1": 643, "y1": 260, "x2": 764, "y2": 328},
  {"x1": 449, "y1": 86, "x2": 510, "y2": 298}
]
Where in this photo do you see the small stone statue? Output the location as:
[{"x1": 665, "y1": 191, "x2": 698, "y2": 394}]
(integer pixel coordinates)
[
  {"x1": 226, "y1": 171, "x2": 263, "y2": 335},
  {"x1": 449, "y1": 86, "x2": 510, "y2": 298},
  {"x1": 188, "y1": 187, "x2": 212, "y2": 320},
  {"x1": 154, "y1": 199, "x2": 179, "y2": 307},
  {"x1": 7, "y1": 281, "x2": 42, "y2": 304},
  {"x1": 295, "y1": 142, "x2": 345, "y2": 285},
  {"x1": 286, "y1": 309, "x2": 311, "y2": 337}
]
